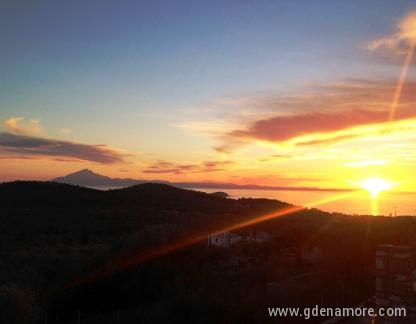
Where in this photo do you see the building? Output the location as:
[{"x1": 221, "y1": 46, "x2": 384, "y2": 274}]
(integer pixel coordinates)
[
  {"x1": 374, "y1": 245, "x2": 416, "y2": 323},
  {"x1": 320, "y1": 245, "x2": 416, "y2": 324}
]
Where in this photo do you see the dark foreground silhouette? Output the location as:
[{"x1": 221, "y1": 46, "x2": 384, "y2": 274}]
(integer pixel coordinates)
[{"x1": 1, "y1": 181, "x2": 415, "y2": 323}]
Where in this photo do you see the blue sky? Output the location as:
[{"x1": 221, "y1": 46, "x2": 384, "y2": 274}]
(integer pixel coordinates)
[
  {"x1": 1, "y1": 1, "x2": 416, "y2": 188},
  {"x1": 2, "y1": 0, "x2": 413, "y2": 113}
]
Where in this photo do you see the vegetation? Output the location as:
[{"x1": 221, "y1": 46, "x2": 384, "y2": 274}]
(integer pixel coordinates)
[{"x1": 1, "y1": 181, "x2": 415, "y2": 323}]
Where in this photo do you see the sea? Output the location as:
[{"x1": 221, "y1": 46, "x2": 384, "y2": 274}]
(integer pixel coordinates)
[
  {"x1": 194, "y1": 188, "x2": 416, "y2": 217},
  {"x1": 92, "y1": 185, "x2": 416, "y2": 217}
]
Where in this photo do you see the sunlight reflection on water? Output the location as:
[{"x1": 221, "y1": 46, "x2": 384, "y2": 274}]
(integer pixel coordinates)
[
  {"x1": 91, "y1": 185, "x2": 415, "y2": 216},
  {"x1": 195, "y1": 188, "x2": 416, "y2": 216}
]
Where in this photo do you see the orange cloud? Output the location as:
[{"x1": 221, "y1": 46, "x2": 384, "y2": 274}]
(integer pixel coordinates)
[
  {"x1": 143, "y1": 160, "x2": 233, "y2": 174},
  {"x1": 212, "y1": 79, "x2": 416, "y2": 151},
  {"x1": 229, "y1": 109, "x2": 403, "y2": 142}
]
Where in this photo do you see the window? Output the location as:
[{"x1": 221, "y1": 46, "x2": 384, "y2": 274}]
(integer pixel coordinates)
[{"x1": 376, "y1": 257, "x2": 384, "y2": 270}]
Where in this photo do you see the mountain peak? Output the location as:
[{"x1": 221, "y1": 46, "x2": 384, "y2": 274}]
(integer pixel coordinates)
[
  {"x1": 51, "y1": 169, "x2": 142, "y2": 187},
  {"x1": 74, "y1": 168, "x2": 96, "y2": 175},
  {"x1": 52, "y1": 169, "x2": 113, "y2": 186}
]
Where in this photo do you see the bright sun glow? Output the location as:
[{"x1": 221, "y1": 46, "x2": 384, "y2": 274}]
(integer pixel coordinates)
[{"x1": 360, "y1": 177, "x2": 393, "y2": 198}]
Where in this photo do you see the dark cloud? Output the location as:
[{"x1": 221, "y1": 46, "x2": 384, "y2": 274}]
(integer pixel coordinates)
[
  {"x1": 143, "y1": 160, "x2": 232, "y2": 175},
  {"x1": 0, "y1": 132, "x2": 128, "y2": 164}
]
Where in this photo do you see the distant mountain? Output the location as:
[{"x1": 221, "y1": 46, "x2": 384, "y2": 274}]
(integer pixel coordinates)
[
  {"x1": 52, "y1": 169, "x2": 352, "y2": 192},
  {"x1": 51, "y1": 169, "x2": 146, "y2": 187}
]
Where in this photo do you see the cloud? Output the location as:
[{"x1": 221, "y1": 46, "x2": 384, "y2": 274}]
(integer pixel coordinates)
[
  {"x1": 211, "y1": 79, "x2": 416, "y2": 151},
  {"x1": 344, "y1": 159, "x2": 387, "y2": 168},
  {"x1": 58, "y1": 128, "x2": 72, "y2": 134},
  {"x1": 228, "y1": 109, "x2": 393, "y2": 142},
  {"x1": 368, "y1": 10, "x2": 416, "y2": 57},
  {"x1": 143, "y1": 160, "x2": 233, "y2": 174},
  {"x1": 0, "y1": 132, "x2": 128, "y2": 164},
  {"x1": 257, "y1": 154, "x2": 294, "y2": 162},
  {"x1": 3, "y1": 117, "x2": 44, "y2": 136}
]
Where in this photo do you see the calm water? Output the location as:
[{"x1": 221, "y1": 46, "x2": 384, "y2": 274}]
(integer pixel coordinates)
[
  {"x1": 193, "y1": 188, "x2": 416, "y2": 217},
  {"x1": 92, "y1": 185, "x2": 416, "y2": 216}
]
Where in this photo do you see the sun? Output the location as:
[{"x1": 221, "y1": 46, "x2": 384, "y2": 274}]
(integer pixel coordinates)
[{"x1": 360, "y1": 177, "x2": 392, "y2": 198}]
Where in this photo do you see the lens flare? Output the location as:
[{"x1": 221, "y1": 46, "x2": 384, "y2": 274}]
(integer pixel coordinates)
[
  {"x1": 388, "y1": 40, "x2": 416, "y2": 122},
  {"x1": 71, "y1": 191, "x2": 356, "y2": 287}
]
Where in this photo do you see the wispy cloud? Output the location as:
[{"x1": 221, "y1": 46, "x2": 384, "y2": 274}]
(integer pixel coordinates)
[
  {"x1": 368, "y1": 9, "x2": 416, "y2": 57},
  {"x1": 3, "y1": 117, "x2": 44, "y2": 136},
  {"x1": 344, "y1": 159, "x2": 387, "y2": 168},
  {"x1": 143, "y1": 160, "x2": 233, "y2": 174},
  {"x1": 257, "y1": 154, "x2": 294, "y2": 163},
  {"x1": 58, "y1": 128, "x2": 72, "y2": 135},
  {"x1": 0, "y1": 132, "x2": 129, "y2": 164}
]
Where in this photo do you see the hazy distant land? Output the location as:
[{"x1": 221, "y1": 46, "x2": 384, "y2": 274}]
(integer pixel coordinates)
[{"x1": 52, "y1": 169, "x2": 353, "y2": 192}]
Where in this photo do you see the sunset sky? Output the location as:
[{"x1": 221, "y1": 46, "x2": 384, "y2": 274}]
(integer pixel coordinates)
[{"x1": 1, "y1": 1, "x2": 416, "y2": 192}]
